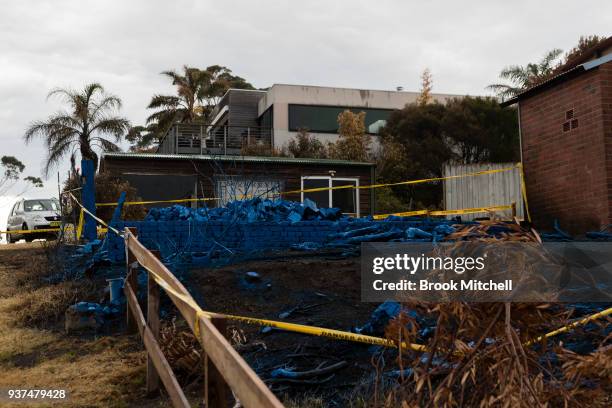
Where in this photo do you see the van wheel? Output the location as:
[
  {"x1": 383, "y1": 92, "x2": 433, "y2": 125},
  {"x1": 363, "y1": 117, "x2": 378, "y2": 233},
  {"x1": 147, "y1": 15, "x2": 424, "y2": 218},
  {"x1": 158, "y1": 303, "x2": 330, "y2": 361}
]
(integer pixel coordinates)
[
  {"x1": 6, "y1": 233, "x2": 12, "y2": 244},
  {"x1": 23, "y1": 223, "x2": 32, "y2": 242}
]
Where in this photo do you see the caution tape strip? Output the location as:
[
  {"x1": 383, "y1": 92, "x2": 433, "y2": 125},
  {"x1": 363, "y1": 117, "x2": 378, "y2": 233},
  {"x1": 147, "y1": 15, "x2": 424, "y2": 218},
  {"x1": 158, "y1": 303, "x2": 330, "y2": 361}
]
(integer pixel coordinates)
[
  {"x1": 372, "y1": 204, "x2": 515, "y2": 220},
  {"x1": 96, "y1": 197, "x2": 220, "y2": 207},
  {"x1": 133, "y1": 240, "x2": 610, "y2": 354},
  {"x1": 0, "y1": 228, "x2": 61, "y2": 235},
  {"x1": 90, "y1": 165, "x2": 519, "y2": 209},
  {"x1": 517, "y1": 162, "x2": 532, "y2": 223},
  {"x1": 69, "y1": 192, "x2": 122, "y2": 236},
  {"x1": 280, "y1": 165, "x2": 519, "y2": 196},
  {"x1": 524, "y1": 307, "x2": 612, "y2": 346},
  {"x1": 137, "y1": 258, "x2": 428, "y2": 352}
]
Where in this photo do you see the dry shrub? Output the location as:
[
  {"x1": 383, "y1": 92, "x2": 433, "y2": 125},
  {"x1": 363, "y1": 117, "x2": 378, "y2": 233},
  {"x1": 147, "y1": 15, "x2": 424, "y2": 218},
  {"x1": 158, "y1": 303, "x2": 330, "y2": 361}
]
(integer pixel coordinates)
[
  {"x1": 375, "y1": 222, "x2": 611, "y2": 407},
  {"x1": 0, "y1": 280, "x2": 97, "y2": 328},
  {"x1": 381, "y1": 302, "x2": 610, "y2": 407},
  {"x1": 63, "y1": 172, "x2": 147, "y2": 223},
  {"x1": 284, "y1": 393, "x2": 326, "y2": 408},
  {"x1": 159, "y1": 318, "x2": 202, "y2": 383}
]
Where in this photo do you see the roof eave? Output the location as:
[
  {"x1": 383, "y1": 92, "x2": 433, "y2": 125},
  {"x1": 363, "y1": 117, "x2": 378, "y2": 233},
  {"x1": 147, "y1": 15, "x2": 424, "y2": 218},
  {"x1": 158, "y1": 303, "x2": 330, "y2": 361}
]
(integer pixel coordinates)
[{"x1": 101, "y1": 152, "x2": 375, "y2": 167}]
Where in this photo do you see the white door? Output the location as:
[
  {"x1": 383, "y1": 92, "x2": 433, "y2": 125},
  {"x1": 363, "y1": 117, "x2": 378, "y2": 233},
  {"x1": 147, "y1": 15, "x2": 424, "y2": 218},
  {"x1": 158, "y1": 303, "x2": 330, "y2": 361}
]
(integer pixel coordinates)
[{"x1": 301, "y1": 176, "x2": 359, "y2": 216}]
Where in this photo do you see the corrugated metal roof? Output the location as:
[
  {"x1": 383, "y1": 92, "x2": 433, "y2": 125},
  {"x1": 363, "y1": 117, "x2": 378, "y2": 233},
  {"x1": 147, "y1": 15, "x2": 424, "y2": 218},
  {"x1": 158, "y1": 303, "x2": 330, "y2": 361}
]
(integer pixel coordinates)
[
  {"x1": 501, "y1": 53, "x2": 612, "y2": 107},
  {"x1": 102, "y1": 152, "x2": 375, "y2": 167}
]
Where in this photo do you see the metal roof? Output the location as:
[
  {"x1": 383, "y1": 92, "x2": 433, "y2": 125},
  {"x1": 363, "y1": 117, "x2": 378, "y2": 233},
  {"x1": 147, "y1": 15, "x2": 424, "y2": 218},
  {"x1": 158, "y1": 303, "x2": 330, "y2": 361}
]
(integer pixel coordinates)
[
  {"x1": 500, "y1": 53, "x2": 612, "y2": 107},
  {"x1": 102, "y1": 152, "x2": 375, "y2": 167}
]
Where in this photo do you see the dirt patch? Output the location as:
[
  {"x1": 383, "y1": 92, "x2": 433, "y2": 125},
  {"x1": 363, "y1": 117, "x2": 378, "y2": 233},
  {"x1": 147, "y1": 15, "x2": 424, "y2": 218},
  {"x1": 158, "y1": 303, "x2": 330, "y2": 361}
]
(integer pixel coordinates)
[{"x1": 188, "y1": 253, "x2": 383, "y2": 405}]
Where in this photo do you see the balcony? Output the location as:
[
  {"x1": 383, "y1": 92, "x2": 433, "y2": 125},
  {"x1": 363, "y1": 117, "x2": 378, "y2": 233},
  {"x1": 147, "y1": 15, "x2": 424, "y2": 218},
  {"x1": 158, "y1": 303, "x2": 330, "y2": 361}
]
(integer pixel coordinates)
[{"x1": 158, "y1": 123, "x2": 273, "y2": 155}]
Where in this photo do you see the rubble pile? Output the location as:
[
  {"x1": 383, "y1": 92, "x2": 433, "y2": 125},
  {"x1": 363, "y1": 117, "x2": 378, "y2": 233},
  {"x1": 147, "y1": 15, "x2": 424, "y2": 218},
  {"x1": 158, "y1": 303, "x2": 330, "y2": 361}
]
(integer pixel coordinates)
[{"x1": 145, "y1": 197, "x2": 345, "y2": 223}]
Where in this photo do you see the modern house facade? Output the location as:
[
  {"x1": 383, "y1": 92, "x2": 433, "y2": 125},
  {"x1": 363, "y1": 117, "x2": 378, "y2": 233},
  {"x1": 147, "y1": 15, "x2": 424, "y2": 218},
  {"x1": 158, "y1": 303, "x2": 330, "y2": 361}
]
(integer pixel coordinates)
[
  {"x1": 157, "y1": 84, "x2": 460, "y2": 155},
  {"x1": 502, "y1": 39, "x2": 612, "y2": 233},
  {"x1": 112, "y1": 84, "x2": 462, "y2": 216}
]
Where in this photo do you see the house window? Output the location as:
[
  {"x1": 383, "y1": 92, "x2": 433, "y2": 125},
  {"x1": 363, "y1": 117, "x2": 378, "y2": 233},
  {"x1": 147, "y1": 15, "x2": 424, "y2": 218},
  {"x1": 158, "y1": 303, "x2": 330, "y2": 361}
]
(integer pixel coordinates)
[
  {"x1": 301, "y1": 176, "x2": 359, "y2": 216},
  {"x1": 216, "y1": 176, "x2": 283, "y2": 206},
  {"x1": 288, "y1": 104, "x2": 392, "y2": 134}
]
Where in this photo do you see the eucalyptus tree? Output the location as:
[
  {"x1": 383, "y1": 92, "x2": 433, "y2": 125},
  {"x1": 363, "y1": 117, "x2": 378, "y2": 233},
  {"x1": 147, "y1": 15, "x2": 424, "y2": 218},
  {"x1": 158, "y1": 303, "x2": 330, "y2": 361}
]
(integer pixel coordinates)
[{"x1": 24, "y1": 83, "x2": 129, "y2": 175}]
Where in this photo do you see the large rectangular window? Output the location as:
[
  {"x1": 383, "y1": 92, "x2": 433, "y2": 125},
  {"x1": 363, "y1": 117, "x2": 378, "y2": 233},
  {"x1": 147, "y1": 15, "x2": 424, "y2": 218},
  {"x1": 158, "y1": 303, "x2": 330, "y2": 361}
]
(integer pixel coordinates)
[
  {"x1": 288, "y1": 104, "x2": 392, "y2": 134},
  {"x1": 216, "y1": 176, "x2": 283, "y2": 206},
  {"x1": 301, "y1": 176, "x2": 359, "y2": 216}
]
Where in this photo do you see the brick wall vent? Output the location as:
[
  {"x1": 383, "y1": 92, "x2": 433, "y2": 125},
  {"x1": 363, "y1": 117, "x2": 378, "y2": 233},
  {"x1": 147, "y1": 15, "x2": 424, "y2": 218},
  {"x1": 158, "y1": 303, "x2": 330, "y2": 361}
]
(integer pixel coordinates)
[
  {"x1": 571, "y1": 119, "x2": 579, "y2": 129},
  {"x1": 563, "y1": 122, "x2": 571, "y2": 132},
  {"x1": 565, "y1": 109, "x2": 574, "y2": 120}
]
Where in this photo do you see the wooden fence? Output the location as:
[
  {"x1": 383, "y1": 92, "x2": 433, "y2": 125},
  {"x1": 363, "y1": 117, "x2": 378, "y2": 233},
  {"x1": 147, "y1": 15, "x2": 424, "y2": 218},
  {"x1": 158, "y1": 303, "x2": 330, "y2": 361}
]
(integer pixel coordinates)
[{"x1": 123, "y1": 227, "x2": 283, "y2": 407}]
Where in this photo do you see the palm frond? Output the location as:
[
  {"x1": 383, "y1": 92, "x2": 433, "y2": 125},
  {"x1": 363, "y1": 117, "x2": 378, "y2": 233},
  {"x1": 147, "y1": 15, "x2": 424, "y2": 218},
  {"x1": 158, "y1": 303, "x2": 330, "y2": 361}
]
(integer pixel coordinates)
[
  {"x1": 147, "y1": 94, "x2": 180, "y2": 110},
  {"x1": 43, "y1": 139, "x2": 75, "y2": 177},
  {"x1": 91, "y1": 117, "x2": 130, "y2": 142},
  {"x1": 92, "y1": 137, "x2": 121, "y2": 152}
]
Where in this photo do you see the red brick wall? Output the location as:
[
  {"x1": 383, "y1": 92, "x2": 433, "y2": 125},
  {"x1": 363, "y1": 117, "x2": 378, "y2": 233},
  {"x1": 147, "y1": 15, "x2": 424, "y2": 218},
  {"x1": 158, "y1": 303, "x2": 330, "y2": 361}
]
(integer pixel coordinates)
[
  {"x1": 602, "y1": 63, "x2": 612, "y2": 230},
  {"x1": 519, "y1": 64, "x2": 611, "y2": 233}
]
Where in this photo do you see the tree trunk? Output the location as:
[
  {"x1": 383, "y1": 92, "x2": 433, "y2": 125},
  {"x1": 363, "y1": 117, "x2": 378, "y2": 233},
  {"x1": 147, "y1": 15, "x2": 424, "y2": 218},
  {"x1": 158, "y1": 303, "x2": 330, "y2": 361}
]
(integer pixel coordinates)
[{"x1": 80, "y1": 139, "x2": 99, "y2": 172}]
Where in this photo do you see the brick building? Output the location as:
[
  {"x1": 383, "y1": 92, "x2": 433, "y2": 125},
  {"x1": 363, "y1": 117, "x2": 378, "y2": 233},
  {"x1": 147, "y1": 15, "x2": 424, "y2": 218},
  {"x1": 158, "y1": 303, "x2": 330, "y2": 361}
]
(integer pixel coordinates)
[{"x1": 502, "y1": 41, "x2": 612, "y2": 233}]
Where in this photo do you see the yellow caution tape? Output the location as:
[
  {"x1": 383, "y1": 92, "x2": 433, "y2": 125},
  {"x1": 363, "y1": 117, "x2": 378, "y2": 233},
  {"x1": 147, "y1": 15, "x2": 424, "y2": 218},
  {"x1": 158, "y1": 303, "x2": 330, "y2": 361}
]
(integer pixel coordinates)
[
  {"x1": 281, "y1": 165, "x2": 519, "y2": 196},
  {"x1": 139, "y1": 257, "x2": 612, "y2": 354},
  {"x1": 0, "y1": 228, "x2": 60, "y2": 234},
  {"x1": 517, "y1": 163, "x2": 532, "y2": 223},
  {"x1": 76, "y1": 208, "x2": 85, "y2": 239},
  {"x1": 125, "y1": 229, "x2": 610, "y2": 356},
  {"x1": 373, "y1": 204, "x2": 514, "y2": 220},
  {"x1": 69, "y1": 193, "x2": 122, "y2": 236},
  {"x1": 136, "y1": 257, "x2": 427, "y2": 352},
  {"x1": 92, "y1": 165, "x2": 519, "y2": 209},
  {"x1": 96, "y1": 197, "x2": 220, "y2": 207},
  {"x1": 524, "y1": 307, "x2": 612, "y2": 347}
]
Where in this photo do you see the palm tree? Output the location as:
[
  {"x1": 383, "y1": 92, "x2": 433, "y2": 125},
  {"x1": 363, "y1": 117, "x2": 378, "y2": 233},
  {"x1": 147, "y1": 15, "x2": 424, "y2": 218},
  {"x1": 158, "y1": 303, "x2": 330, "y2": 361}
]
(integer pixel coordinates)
[
  {"x1": 131, "y1": 65, "x2": 254, "y2": 150},
  {"x1": 25, "y1": 83, "x2": 129, "y2": 175},
  {"x1": 487, "y1": 49, "x2": 562, "y2": 101},
  {"x1": 146, "y1": 66, "x2": 209, "y2": 132}
]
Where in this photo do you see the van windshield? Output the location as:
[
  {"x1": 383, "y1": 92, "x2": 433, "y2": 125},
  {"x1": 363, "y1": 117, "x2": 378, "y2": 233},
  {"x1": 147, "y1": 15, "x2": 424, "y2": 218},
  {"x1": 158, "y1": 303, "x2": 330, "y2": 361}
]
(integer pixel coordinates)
[{"x1": 24, "y1": 199, "x2": 60, "y2": 212}]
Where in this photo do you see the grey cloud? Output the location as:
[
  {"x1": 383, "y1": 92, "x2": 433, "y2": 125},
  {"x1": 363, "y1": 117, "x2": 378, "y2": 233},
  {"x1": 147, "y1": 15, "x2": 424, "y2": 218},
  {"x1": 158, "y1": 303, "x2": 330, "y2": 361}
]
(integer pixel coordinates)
[{"x1": 0, "y1": 0, "x2": 610, "y2": 198}]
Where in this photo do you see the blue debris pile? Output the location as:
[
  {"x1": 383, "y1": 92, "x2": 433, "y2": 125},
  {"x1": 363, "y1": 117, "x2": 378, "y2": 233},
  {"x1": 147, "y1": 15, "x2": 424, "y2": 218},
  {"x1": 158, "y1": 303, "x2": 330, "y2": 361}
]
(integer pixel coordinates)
[
  {"x1": 354, "y1": 301, "x2": 437, "y2": 340},
  {"x1": 144, "y1": 198, "x2": 345, "y2": 223},
  {"x1": 327, "y1": 220, "x2": 459, "y2": 246},
  {"x1": 65, "y1": 301, "x2": 118, "y2": 332},
  {"x1": 355, "y1": 301, "x2": 404, "y2": 336}
]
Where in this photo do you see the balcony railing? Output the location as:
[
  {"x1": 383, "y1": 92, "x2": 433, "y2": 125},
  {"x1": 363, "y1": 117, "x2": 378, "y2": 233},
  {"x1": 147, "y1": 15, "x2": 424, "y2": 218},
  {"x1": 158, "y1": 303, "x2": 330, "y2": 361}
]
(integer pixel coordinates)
[{"x1": 160, "y1": 123, "x2": 273, "y2": 155}]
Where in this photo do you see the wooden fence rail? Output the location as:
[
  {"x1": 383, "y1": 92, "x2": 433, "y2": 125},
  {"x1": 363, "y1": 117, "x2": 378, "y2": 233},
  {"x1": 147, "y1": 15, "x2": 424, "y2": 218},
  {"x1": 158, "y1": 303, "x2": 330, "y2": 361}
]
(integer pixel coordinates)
[{"x1": 123, "y1": 227, "x2": 284, "y2": 408}]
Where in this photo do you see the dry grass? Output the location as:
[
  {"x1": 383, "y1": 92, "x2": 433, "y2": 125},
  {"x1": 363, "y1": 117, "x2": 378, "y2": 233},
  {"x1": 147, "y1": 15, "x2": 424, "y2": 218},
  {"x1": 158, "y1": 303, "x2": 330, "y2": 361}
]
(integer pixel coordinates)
[
  {"x1": 0, "y1": 280, "x2": 98, "y2": 328},
  {"x1": 0, "y1": 244, "x2": 176, "y2": 408},
  {"x1": 284, "y1": 393, "x2": 326, "y2": 408}
]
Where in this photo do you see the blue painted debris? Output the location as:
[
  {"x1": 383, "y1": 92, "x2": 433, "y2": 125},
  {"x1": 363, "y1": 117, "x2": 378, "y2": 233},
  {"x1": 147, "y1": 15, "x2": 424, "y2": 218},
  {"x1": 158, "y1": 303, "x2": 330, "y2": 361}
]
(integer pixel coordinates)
[
  {"x1": 585, "y1": 231, "x2": 612, "y2": 240},
  {"x1": 145, "y1": 197, "x2": 347, "y2": 223},
  {"x1": 290, "y1": 242, "x2": 323, "y2": 251},
  {"x1": 406, "y1": 227, "x2": 433, "y2": 239},
  {"x1": 245, "y1": 271, "x2": 261, "y2": 282},
  {"x1": 77, "y1": 239, "x2": 102, "y2": 254},
  {"x1": 355, "y1": 301, "x2": 404, "y2": 336}
]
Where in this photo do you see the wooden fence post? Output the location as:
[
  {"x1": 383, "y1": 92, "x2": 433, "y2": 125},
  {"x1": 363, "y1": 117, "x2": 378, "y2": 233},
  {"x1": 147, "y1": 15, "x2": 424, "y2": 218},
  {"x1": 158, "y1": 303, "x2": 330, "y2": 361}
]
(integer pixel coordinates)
[
  {"x1": 147, "y1": 250, "x2": 162, "y2": 395},
  {"x1": 205, "y1": 317, "x2": 230, "y2": 408},
  {"x1": 126, "y1": 227, "x2": 139, "y2": 334}
]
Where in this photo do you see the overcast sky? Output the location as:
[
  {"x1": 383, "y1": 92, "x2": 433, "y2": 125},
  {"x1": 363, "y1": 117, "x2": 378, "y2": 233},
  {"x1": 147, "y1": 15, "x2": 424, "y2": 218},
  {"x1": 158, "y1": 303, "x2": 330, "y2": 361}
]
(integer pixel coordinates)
[{"x1": 0, "y1": 0, "x2": 610, "y2": 231}]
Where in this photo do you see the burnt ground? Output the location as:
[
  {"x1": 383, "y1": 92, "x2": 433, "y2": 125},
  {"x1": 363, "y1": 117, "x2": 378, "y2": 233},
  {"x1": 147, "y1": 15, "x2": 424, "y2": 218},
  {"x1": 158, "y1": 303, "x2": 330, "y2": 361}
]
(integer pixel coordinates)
[{"x1": 188, "y1": 251, "x2": 393, "y2": 406}]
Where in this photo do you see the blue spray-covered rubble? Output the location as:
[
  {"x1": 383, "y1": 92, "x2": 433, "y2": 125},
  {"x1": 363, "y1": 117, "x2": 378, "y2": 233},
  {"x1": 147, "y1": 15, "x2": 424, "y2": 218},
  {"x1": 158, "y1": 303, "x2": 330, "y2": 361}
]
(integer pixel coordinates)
[{"x1": 105, "y1": 198, "x2": 470, "y2": 264}]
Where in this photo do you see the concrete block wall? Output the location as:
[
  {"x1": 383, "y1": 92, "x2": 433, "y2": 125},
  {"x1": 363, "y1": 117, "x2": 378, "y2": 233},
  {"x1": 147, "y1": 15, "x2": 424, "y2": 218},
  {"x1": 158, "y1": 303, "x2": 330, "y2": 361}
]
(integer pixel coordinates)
[
  {"x1": 519, "y1": 64, "x2": 612, "y2": 233},
  {"x1": 105, "y1": 219, "x2": 429, "y2": 263}
]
